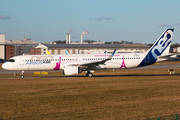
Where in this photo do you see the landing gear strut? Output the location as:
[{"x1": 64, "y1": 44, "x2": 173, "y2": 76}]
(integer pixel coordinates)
[
  {"x1": 86, "y1": 72, "x2": 93, "y2": 77},
  {"x1": 21, "y1": 71, "x2": 24, "y2": 79}
]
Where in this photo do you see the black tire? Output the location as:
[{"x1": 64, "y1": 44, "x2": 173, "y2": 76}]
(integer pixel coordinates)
[
  {"x1": 21, "y1": 75, "x2": 24, "y2": 79},
  {"x1": 87, "y1": 72, "x2": 93, "y2": 77}
]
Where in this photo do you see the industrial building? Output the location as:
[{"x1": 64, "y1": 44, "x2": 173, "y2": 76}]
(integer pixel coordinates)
[
  {"x1": 5, "y1": 38, "x2": 38, "y2": 56},
  {"x1": 0, "y1": 34, "x2": 14, "y2": 59},
  {"x1": 1, "y1": 33, "x2": 151, "y2": 59},
  {"x1": 0, "y1": 34, "x2": 5, "y2": 59},
  {"x1": 30, "y1": 32, "x2": 150, "y2": 55},
  {"x1": 5, "y1": 32, "x2": 178, "y2": 59},
  {"x1": 30, "y1": 43, "x2": 150, "y2": 55},
  {"x1": 0, "y1": 34, "x2": 38, "y2": 59},
  {"x1": 5, "y1": 45, "x2": 14, "y2": 59}
]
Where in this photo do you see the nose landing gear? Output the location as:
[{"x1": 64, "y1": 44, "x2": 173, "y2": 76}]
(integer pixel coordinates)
[{"x1": 21, "y1": 71, "x2": 24, "y2": 79}]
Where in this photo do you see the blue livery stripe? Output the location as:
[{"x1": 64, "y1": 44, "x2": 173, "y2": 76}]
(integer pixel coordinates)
[{"x1": 138, "y1": 29, "x2": 174, "y2": 67}]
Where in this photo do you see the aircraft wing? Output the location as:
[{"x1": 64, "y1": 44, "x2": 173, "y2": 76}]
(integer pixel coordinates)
[
  {"x1": 78, "y1": 49, "x2": 116, "y2": 68},
  {"x1": 67, "y1": 49, "x2": 116, "y2": 69}
]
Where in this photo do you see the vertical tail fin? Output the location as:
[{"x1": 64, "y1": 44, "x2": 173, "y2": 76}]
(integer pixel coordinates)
[
  {"x1": 46, "y1": 50, "x2": 51, "y2": 55},
  {"x1": 65, "y1": 49, "x2": 69, "y2": 54},
  {"x1": 147, "y1": 28, "x2": 174, "y2": 56},
  {"x1": 138, "y1": 28, "x2": 174, "y2": 67}
]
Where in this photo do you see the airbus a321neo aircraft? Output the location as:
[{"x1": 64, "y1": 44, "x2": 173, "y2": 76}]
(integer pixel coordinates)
[{"x1": 2, "y1": 29, "x2": 176, "y2": 78}]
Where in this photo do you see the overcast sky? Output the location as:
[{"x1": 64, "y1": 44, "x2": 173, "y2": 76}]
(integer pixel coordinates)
[{"x1": 1, "y1": 0, "x2": 180, "y2": 44}]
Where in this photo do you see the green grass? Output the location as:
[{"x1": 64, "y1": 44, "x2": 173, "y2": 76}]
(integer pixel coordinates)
[
  {"x1": 0, "y1": 61, "x2": 180, "y2": 120},
  {"x1": 0, "y1": 69, "x2": 180, "y2": 119}
]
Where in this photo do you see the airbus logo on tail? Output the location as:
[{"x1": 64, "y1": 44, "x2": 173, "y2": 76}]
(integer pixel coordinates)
[
  {"x1": 150, "y1": 29, "x2": 173, "y2": 59},
  {"x1": 138, "y1": 29, "x2": 174, "y2": 67}
]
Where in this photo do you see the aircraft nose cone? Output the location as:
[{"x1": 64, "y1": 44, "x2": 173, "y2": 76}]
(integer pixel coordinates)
[{"x1": 2, "y1": 63, "x2": 9, "y2": 70}]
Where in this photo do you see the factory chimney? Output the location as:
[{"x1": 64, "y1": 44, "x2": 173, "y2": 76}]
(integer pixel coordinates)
[
  {"x1": 66, "y1": 33, "x2": 71, "y2": 44},
  {"x1": 81, "y1": 30, "x2": 89, "y2": 44},
  {"x1": 69, "y1": 33, "x2": 71, "y2": 44},
  {"x1": 81, "y1": 34, "x2": 83, "y2": 44},
  {"x1": 66, "y1": 30, "x2": 72, "y2": 44}
]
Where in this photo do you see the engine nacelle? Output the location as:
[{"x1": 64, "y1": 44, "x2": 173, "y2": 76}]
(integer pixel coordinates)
[{"x1": 63, "y1": 66, "x2": 81, "y2": 76}]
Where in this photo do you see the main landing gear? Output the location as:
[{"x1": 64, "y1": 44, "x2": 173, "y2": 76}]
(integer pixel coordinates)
[
  {"x1": 21, "y1": 71, "x2": 24, "y2": 79},
  {"x1": 86, "y1": 72, "x2": 93, "y2": 77}
]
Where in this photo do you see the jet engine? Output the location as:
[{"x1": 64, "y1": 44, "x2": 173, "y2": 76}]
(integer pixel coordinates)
[{"x1": 63, "y1": 66, "x2": 82, "y2": 76}]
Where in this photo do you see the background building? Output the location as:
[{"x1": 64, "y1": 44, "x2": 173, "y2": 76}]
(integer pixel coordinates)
[
  {"x1": 5, "y1": 45, "x2": 14, "y2": 59},
  {"x1": 2, "y1": 33, "x2": 179, "y2": 59},
  {"x1": 31, "y1": 43, "x2": 150, "y2": 55},
  {"x1": 30, "y1": 43, "x2": 48, "y2": 55},
  {"x1": 170, "y1": 43, "x2": 180, "y2": 53},
  {"x1": 0, "y1": 34, "x2": 5, "y2": 59},
  {"x1": 6, "y1": 38, "x2": 38, "y2": 56},
  {"x1": 31, "y1": 48, "x2": 41, "y2": 55}
]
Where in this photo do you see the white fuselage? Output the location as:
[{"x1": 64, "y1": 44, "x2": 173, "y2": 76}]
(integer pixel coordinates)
[{"x1": 2, "y1": 53, "x2": 147, "y2": 71}]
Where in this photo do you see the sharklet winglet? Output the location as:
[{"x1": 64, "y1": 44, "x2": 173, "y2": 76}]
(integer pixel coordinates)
[{"x1": 107, "y1": 49, "x2": 116, "y2": 60}]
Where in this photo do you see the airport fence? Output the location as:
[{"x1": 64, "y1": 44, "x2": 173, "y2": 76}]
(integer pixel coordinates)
[{"x1": 145, "y1": 113, "x2": 178, "y2": 120}]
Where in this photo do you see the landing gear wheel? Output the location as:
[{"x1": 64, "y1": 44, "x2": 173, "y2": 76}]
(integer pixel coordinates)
[
  {"x1": 21, "y1": 71, "x2": 24, "y2": 79},
  {"x1": 86, "y1": 72, "x2": 93, "y2": 77},
  {"x1": 21, "y1": 75, "x2": 24, "y2": 79}
]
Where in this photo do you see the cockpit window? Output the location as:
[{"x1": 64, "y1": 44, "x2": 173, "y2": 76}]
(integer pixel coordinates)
[{"x1": 8, "y1": 59, "x2": 15, "y2": 62}]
